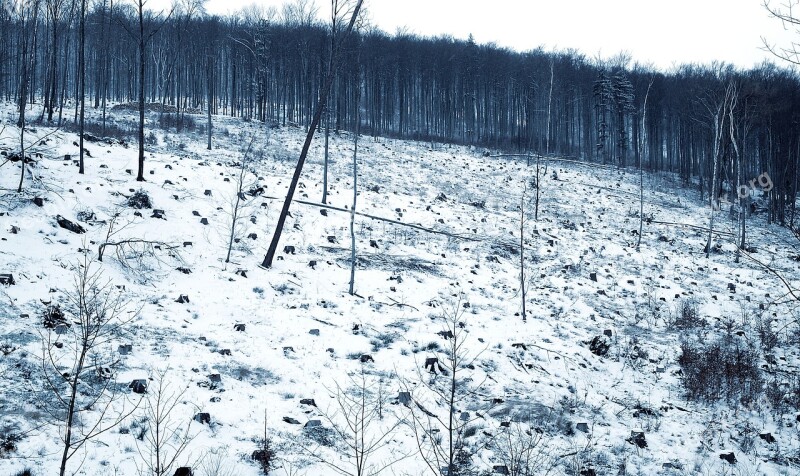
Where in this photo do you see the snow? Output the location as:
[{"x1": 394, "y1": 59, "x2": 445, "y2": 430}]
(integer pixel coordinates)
[{"x1": 1, "y1": 104, "x2": 799, "y2": 475}]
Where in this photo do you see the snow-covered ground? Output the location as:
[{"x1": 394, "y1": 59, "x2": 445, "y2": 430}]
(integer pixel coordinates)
[{"x1": 1, "y1": 105, "x2": 799, "y2": 475}]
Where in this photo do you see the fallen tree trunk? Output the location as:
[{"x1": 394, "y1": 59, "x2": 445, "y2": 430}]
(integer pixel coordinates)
[
  {"x1": 262, "y1": 195, "x2": 483, "y2": 243},
  {"x1": 649, "y1": 220, "x2": 734, "y2": 237}
]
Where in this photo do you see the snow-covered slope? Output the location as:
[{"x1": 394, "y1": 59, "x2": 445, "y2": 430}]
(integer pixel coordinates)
[{"x1": 1, "y1": 107, "x2": 799, "y2": 475}]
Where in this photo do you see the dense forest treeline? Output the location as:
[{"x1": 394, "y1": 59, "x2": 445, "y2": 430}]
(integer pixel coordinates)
[{"x1": 2, "y1": 0, "x2": 800, "y2": 226}]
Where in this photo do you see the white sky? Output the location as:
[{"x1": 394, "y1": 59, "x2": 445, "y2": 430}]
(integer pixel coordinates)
[{"x1": 152, "y1": 0, "x2": 797, "y2": 70}]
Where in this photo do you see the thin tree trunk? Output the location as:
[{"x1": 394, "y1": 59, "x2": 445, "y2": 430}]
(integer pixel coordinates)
[
  {"x1": 225, "y1": 193, "x2": 241, "y2": 265},
  {"x1": 448, "y1": 354, "x2": 456, "y2": 474},
  {"x1": 207, "y1": 59, "x2": 213, "y2": 150},
  {"x1": 17, "y1": 4, "x2": 33, "y2": 192},
  {"x1": 226, "y1": 141, "x2": 253, "y2": 263},
  {"x1": 706, "y1": 102, "x2": 725, "y2": 258},
  {"x1": 45, "y1": 7, "x2": 58, "y2": 122},
  {"x1": 322, "y1": 25, "x2": 334, "y2": 205},
  {"x1": 636, "y1": 79, "x2": 653, "y2": 250},
  {"x1": 78, "y1": 0, "x2": 85, "y2": 174},
  {"x1": 101, "y1": 0, "x2": 112, "y2": 134},
  {"x1": 545, "y1": 59, "x2": 553, "y2": 156},
  {"x1": 728, "y1": 85, "x2": 743, "y2": 262},
  {"x1": 17, "y1": 10, "x2": 29, "y2": 129},
  {"x1": 520, "y1": 186, "x2": 526, "y2": 321},
  {"x1": 348, "y1": 76, "x2": 360, "y2": 295},
  {"x1": 137, "y1": 3, "x2": 146, "y2": 182},
  {"x1": 17, "y1": 117, "x2": 25, "y2": 192},
  {"x1": 323, "y1": 103, "x2": 330, "y2": 204},
  {"x1": 536, "y1": 61, "x2": 554, "y2": 222},
  {"x1": 59, "y1": 346, "x2": 87, "y2": 476}
]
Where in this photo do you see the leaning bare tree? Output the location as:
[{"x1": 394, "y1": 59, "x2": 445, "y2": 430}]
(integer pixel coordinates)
[
  {"x1": 38, "y1": 253, "x2": 140, "y2": 476},
  {"x1": 261, "y1": 0, "x2": 364, "y2": 268}
]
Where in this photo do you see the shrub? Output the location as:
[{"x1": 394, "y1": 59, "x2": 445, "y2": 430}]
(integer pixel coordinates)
[
  {"x1": 251, "y1": 411, "x2": 277, "y2": 475},
  {"x1": 678, "y1": 335, "x2": 763, "y2": 406},
  {"x1": 251, "y1": 438, "x2": 276, "y2": 475},
  {"x1": 127, "y1": 189, "x2": 152, "y2": 209},
  {"x1": 76, "y1": 208, "x2": 95, "y2": 222},
  {"x1": 60, "y1": 119, "x2": 133, "y2": 144},
  {"x1": 303, "y1": 425, "x2": 337, "y2": 447},
  {"x1": 145, "y1": 131, "x2": 158, "y2": 145},
  {"x1": 0, "y1": 423, "x2": 22, "y2": 456},
  {"x1": 766, "y1": 374, "x2": 800, "y2": 414},
  {"x1": 671, "y1": 299, "x2": 704, "y2": 329},
  {"x1": 756, "y1": 314, "x2": 778, "y2": 351},
  {"x1": 156, "y1": 113, "x2": 197, "y2": 133},
  {"x1": 41, "y1": 304, "x2": 66, "y2": 329},
  {"x1": 370, "y1": 331, "x2": 399, "y2": 352}
]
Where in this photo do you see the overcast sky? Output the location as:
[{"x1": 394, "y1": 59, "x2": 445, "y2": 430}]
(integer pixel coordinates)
[{"x1": 154, "y1": 0, "x2": 795, "y2": 70}]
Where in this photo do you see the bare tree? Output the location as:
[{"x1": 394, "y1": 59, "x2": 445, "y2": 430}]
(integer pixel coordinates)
[
  {"x1": 313, "y1": 369, "x2": 409, "y2": 476},
  {"x1": 519, "y1": 182, "x2": 530, "y2": 321},
  {"x1": 635, "y1": 78, "x2": 653, "y2": 251},
  {"x1": 42, "y1": 0, "x2": 70, "y2": 123},
  {"x1": 17, "y1": 111, "x2": 26, "y2": 193},
  {"x1": 123, "y1": 0, "x2": 174, "y2": 182},
  {"x1": 703, "y1": 82, "x2": 734, "y2": 258},
  {"x1": 13, "y1": 0, "x2": 40, "y2": 129},
  {"x1": 38, "y1": 253, "x2": 140, "y2": 476},
  {"x1": 534, "y1": 59, "x2": 554, "y2": 221},
  {"x1": 261, "y1": 0, "x2": 364, "y2": 268},
  {"x1": 134, "y1": 368, "x2": 196, "y2": 476},
  {"x1": 322, "y1": 0, "x2": 359, "y2": 204},
  {"x1": 321, "y1": 2, "x2": 334, "y2": 205},
  {"x1": 12, "y1": 0, "x2": 41, "y2": 192},
  {"x1": 281, "y1": 0, "x2": 318, "y2": 26},
  {"x1": 727, "y1": 82, "x2": 744, "y2": 263},
  {"x1": 403, "y1": 294, "x2": 484, "y2": 475},
  {"x1": 349, "y1": 64, "x2": 362, "y2": 295},
  {"x1": 224, "y1": 137, "x2": 259, "y2": 264},
  {"x1": 762, "y1": 0, "x2": 800, "y2": 65},
  {"x1": 490, "y1": 421, "x2": 556, "y2": 476},
  {"x1": 77, "y1": 0, "x2": 86, "y2": 174},
  {"x1": 206, "y1": 49, "x2": 214, "y2": 150}
]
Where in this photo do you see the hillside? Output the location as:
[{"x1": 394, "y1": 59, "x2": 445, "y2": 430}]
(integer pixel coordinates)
[{"x1": 1, "y1": 107, "x2": 799, "y2": 476}]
